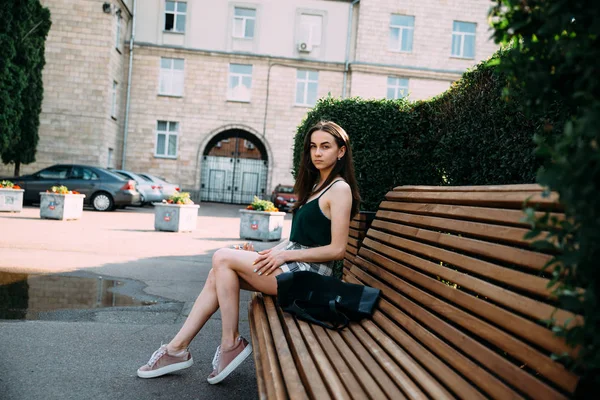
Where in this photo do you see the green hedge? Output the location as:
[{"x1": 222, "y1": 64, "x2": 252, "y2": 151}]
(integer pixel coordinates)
[
  {"x1": 294, "y1": 98, "x2": 442, "y2": 211},
  {"x1": 293, "y1": 55, "x2": 562, "y2": 211}
]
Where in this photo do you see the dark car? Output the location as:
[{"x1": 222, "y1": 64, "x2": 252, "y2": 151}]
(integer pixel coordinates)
[
  {"x1": 271, "y1": 184, "x2": 297, "y2": 212},
  {"x1": 11, "y1": 164, "x2": 141, "y2": 211}
]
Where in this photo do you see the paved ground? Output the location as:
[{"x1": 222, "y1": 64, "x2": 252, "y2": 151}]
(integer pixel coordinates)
[{"x1": 0, "y1": 203, "x2": 293, "y2": 400}]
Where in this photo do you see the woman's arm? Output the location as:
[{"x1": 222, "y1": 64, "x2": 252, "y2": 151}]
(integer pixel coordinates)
[{"x1": 253, "y1": 182, "x2": 352, "y2": 275}]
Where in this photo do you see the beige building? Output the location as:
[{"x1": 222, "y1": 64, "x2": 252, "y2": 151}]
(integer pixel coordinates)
[{"x1": 1, "y1": 0, "x2": 497, "y2": 204}]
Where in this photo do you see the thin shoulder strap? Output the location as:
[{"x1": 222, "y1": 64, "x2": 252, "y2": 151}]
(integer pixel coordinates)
[{"x1": 317, "y1": 179, "x2": 344, "y2": 199}]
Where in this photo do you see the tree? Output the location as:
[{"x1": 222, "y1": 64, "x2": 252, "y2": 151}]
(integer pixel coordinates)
[
  {"x1": 0, "y1": 3, "x2": 24, "y2": 158},
  {"x1": 0, "y1": 1, "x2": 51, "y2": 176},
  {"x1": 490, "y1": 0, "x2": 600, "y2": 392}
]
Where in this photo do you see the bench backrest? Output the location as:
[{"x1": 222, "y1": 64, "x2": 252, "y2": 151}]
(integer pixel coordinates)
[{"x1": 344, "y1": 184, "x2": 582, "y2": 400}]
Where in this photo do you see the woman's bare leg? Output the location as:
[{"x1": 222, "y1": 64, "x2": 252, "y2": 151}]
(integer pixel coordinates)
[
  {"x1": 212, "y1": 248, "x2": 280, "y2": 350},
  {"x1": 167, "y1": 252, "x2": 261, "y2": 352},
  {"x1": 166, "y1": 268, "x2": 219, "y2": 352}
]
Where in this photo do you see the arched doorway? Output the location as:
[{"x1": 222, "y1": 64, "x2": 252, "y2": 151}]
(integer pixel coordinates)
[{"x1": 200, "y1": 129, "x2": 268, "y2": 204}]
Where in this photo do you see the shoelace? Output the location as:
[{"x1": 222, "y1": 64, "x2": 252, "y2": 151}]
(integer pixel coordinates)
[
  {"x1": 147, "y1": 345, "x2": 167, "y2": 367},
  {"x1": 211, "y1": 345, "x2": 222, "y2": 370}
]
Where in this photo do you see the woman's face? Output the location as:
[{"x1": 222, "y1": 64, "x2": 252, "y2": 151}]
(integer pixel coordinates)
[{"x1": 310, "y1": 130, "x2": 346, "y2": 171}]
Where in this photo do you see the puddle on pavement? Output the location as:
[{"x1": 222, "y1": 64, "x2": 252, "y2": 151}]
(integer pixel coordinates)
[{"x1": 0, "y1": 271, "x2": 157, "y2": 320}]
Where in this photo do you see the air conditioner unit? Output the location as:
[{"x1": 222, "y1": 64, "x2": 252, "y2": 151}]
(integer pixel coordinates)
[{"x1": 297, "y1": 42, "x2": 313, "y2": 53}]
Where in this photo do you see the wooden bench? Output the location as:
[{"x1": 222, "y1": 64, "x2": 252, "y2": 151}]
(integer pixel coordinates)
[{"x1": 248, "y1": 184, "x2": 582, "y2": 399}]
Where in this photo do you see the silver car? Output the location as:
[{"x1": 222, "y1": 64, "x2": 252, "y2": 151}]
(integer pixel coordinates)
[
  {"x1": 137, "y1": 173, "x2": 180, "y2": 201},
  {"x1": 112, "y1": 169, "x2": 162, "y2": 205},
  {"x1": 12, "y1": 164, "x2": 141, "y2": 211}
]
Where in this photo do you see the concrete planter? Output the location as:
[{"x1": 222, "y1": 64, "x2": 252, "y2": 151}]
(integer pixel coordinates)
[
  {"x1": 39, "y1": 192, "x2": 86, "y2": 220},
  {"x1": 239, "y1": 209, "x2": 286, "y2": 241},
  {"x1": 154, "y1": 203, "x2": 200, "y2": 232},
  {"x1": 0, "y1": 189, "x2": 24, "y2": 212}
]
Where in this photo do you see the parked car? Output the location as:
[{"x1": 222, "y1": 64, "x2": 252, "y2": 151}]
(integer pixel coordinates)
[
  {"x1": 271, "y1": 184, "x2": 297, "y2": 212},
  {"x1": 111, "y1": 169, "x2": 162, "y2": 205},
  {"x1": 136, "y1": 173, "x2": 180, "y2": 201},
  {"x1": 11, "y1": 164, "x2": 140, "y2": 211}
]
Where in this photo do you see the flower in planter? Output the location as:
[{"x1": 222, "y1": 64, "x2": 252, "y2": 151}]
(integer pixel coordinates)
[
  {"x1": 0, "y1": 180, "x2": 21, "y2": 190},
  {"x1": 46, "y1": 185, "x2": 80, "y2": 195},
  {"x1": 162, "y1": 192, "x2": 194, "y2": 205},
  {"x1": 246, "y1": 196, "x2": 279, "y2": 212}
]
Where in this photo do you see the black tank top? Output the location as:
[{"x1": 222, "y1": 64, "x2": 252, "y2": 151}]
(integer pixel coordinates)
[{"x1": 289, "y1": 180, "x2": 343, "y2": 247}]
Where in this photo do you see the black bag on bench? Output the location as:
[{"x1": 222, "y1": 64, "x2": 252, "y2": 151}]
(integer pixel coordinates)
[{"x1": 276, "y1": 271, "x2": 381, "y2": 330}]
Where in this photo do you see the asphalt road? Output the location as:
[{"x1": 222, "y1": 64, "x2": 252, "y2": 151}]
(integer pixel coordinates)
[{"x1": 0, "y1": 203, "x2": 293, "y2": 400}]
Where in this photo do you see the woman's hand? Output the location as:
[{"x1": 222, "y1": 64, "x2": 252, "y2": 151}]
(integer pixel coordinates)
[
  {"x1": 253, "y1": 249, "x2": 288, "y2": 276},
  {"x1": 233, "y1": 242, "x2": 255, "y2": 251}
]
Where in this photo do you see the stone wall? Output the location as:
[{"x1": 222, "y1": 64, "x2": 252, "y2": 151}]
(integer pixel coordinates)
[
  {"x1": 0, "y1": 0, "x2": 131, "y2": 176},
  {"x1": 123, "y1": 46, "x2": 345, "y2": 190}
]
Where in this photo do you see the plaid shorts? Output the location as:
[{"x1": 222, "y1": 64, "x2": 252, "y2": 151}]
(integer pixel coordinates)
[{"x1": 279, "y1": 241, "x2": 334, "y2": 277}]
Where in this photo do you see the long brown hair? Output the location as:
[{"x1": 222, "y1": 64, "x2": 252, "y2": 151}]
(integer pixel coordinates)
[{"x1": 293, "y1": 121, "x2": 360, "y2": 219}]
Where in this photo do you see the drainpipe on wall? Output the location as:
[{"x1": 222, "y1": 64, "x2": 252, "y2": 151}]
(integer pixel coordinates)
[
  {"x1": 121, "y1": 0, "x2": 136, "y2": 169},
  {"x1": 342, "y1": 0, "x2": 360, "y2": 98}
]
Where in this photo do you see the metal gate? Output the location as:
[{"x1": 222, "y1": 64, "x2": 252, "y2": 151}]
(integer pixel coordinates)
[{"x1": 200, "y1": 156, "x2": 268, "y2": 204}]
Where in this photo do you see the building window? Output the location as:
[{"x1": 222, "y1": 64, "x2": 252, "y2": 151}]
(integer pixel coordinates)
[
  {"x1": 228, "y1": 64, "x2": 252, "y2": 102},
  {"x1": 298, "y1": 14, "x2": 322, "y2": 49},
  {"x1": 233, "y1": 7, "x2": 256, "y2": 39},
  {"x1": 111, "y1": 81, "x2": 118, "y2": 118},
  {"x1": 451, "y1": 21, "x2": 476, "y2": 58},
  {"x1": 159, "y1": 58, "x2": 184, "y2": 96},
  {"x1": 387, "y1": 77, "x2": 409, "y2": 99},
  {"x1": 115, "y1": 14, "x2": 122, "y2": 51},
  {"x1": 295, "y1": 70, "x2": 319, "y2": 106},
  {"x1": 389, "y1": 14, "x2": 414, "y2": 52},
  {"x1": 156, "y1": 121, "x2": 178, "y2": 157},
  {"x1": 165, "y1": 1, "x2": 186, "y2": 33}
]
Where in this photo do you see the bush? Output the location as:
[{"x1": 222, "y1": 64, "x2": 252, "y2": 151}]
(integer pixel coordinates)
[
  {"x1": 428, "y1": 56, "x2": 565, "y2": 185},
  {"x1": 293, "y1": 54, "x2": 562, "y2": 211},
  {"x1": 491, "y1": 0, "x2": 600, "y2": 389},
  {"x1": 294, "y1": 97, "x2": 443, "y2": 211}
]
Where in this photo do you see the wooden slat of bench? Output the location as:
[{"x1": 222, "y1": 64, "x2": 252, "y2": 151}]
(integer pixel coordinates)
[
  {"x1": 337, "y1": 327, "x2": 408, "y2": 400},
  {"x1": 344, "y1": 252, "x2": 356, "y2": 265},
  {"x1": 359, "y1": 319, "x2": 457, "y2": 400},
  {"x1": 346, "y1": 281, "x2": 490, "y2": 400},
  {"x1": 310, "y1": 325, "x2": 369, "y2": 399},
  {"x1": 346, "y1": 244, "x2": 358, "y2": 256},
  {"x1": 346, "y1": 270, "x2": 567, "y2": 400},
  {"x1": 297, "y1": 319, "x2": 352, "y2": 399},
  {"x1": 372, "y1": 217, "x2": 553, "y2": 272},
  {"x1": 263, "y1": 296, "x2": 310, "y2": 400},
  {"x1": 386, "y1": 190, "x2": 561, "y2": 209},
  {"x1": 393, "y1": 184, "x2": 545, "y2": 192},
  {"x1": 376, "y1": 210, "x2": 543, "y2": 247},
  {"x1": 347, "y1": 237, "x2": 359, "y2": 248},
  {"x1": 378, "y1": 201, "x2": 564, "y2": 228},
  {"x1": 249, "y1": 296, "x2": 269, "y2": 400},
  {"x1": 353, "y1": 212, "x2": 376, "y2": 221},
  {"x1": 251, "y1": 294, "x2": 286, "y2": 400},
  {"x1": 348, "y1": 228, "x2": 360, "y2": 239},
  {"x1": 323, "y1": 327, "x2": 391, "y2": 400},
  {"x1": 348, "y1": 323, "x2": 428, "y2": 399},
  {"x1": 363, "y1": 234, "x2": 551, "y2": 299},
  {"x1": 280, "y1": 312, "x2": 332, "y2": 400},
  {"x1": 350, "y1": 220, "x2": 369, "y2": 230},
  {"x1": 371, "y1": 307, "x2": 487, "y2": 400},
  {"x1": 349, "y1": 257, "x2": 579, "y2": 393},
  {"x1": 362, "y1": 233, "x2": 579, "y2": 329}
]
